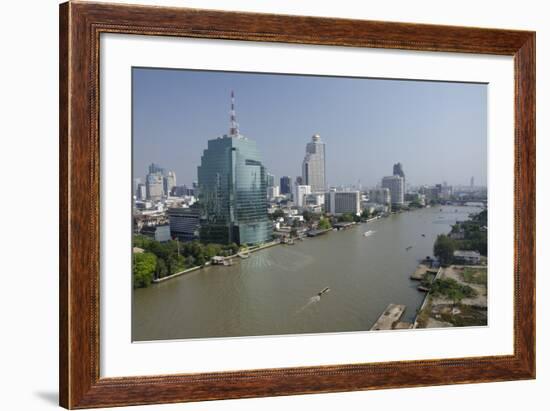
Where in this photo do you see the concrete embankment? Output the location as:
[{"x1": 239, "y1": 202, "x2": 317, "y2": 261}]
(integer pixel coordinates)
[{"x1": 370, "y1": 304, "x2": 407, "y2": 331}]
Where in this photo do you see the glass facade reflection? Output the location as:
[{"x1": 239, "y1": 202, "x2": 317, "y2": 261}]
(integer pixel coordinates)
[{"x1": 198, "y1": 135, "x2": 272, "y2": 245}]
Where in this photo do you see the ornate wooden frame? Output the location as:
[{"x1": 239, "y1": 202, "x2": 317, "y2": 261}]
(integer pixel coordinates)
[{"x1": 59, "y1": 1, "x2": 535, "y2": 408}]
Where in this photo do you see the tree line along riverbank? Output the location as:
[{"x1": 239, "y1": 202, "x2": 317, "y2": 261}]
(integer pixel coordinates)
[{"x1": 132, "y1": 236, "x2": 239, "y2": 288}]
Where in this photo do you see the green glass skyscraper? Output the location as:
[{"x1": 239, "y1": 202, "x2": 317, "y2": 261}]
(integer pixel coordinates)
[{"x1": 197, "y1": 92, "x2": 272, "y2": 245}]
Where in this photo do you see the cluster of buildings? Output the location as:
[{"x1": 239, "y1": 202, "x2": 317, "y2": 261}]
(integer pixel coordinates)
[{"x1": 133, "y1": 92, "x2": 486, "y2": 247}]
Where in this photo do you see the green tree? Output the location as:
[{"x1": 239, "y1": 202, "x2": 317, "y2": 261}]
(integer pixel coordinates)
[
  {"x1": 133, "y1": 252, "x2": 157, "y2": 288},
  {"x1": 318, "y1": 217, "x2": 332, "y2": 230},
  {"x1": 430, "y1": 278, "x2": 476, "y2": 305},
  {"x1": 361, "y1": 209, "x2": 371, "y2": 219},
  {"x1": 338, "y1": 213, "x2": 355, "y2": 223},
  {"x1": 155, "y1": 258, "x2": 168, "y2": 279},
  {"x1": 433, "y1": 234, "x2": 457, "y2": 266},
  {"x1": 228, "y1": 242, "x2": 239, "y2": 255}
]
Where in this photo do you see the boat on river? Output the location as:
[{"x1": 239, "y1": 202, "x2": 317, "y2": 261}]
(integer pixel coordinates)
[
  {"x1": 317, "y1": 287, "x2": 330, "y2": 297},
  {"x1": 363, "y1": 230, "x2": 375, "y2": 237}
]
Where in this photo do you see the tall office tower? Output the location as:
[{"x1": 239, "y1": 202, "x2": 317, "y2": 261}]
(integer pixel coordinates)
[
  {"x1": 302, "y1": 134, "x2": 326, "y2": 193},
  {"x1": 470, "y1": 176, "x2": 475, "y2": 188},
  {"x1": 197, "y1": 91, "x2": 272, "y2": 246},
  {"x1": 382, "y1": 175, "x2": 405, "y2": 207},
  {"x1": 393, "y1": 162, "x2": 405, "y2": 190},
  {"x1": 266, "y1": 173, "x2": 275, "y2": 188},
  {"x1": 296, "y1": 176, "x2": 303, "y2": 186},
  {"x1": 294, "y1": 185, "x2": 312, "y2": 208},
  {"x1": 164, "y1": 170, "x2": 177, "y2": 196},
  {"x1": 280, "y1": 176, "x2": 292, "y2": 195}
]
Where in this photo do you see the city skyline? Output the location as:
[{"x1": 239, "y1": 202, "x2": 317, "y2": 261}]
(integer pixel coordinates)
[{"x1": 133, "y1": 67, "x2": 487, "y2": 188}]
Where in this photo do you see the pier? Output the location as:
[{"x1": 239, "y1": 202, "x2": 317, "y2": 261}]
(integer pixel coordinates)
[{"x1": 370, "y1": 304, "x2": 407, "y2": 331}]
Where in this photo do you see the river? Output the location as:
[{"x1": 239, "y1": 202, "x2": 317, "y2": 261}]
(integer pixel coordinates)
[{"x1": 132, "y1": 205, "x2": 482, "y2": 341}]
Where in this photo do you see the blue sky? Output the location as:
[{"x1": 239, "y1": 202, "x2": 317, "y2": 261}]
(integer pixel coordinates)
[{"x1": 132, "y1": 67, "x2": 487, "y2": 188}]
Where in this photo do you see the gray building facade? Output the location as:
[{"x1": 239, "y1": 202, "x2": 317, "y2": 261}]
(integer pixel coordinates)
[{"x1": 302, "y1": 134, "x2": 326, "y2": 193}]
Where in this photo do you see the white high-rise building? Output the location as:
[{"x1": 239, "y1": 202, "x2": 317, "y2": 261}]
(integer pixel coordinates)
[
  {"x1": 382, "y1": 175, "x2": 404, "y2": 206},
  {"x1": 302, "y1": 134, "x2": 326, "y2": 193},
  {"x1": 295, "y1": 185, "x2": 312, "y2": 208}
]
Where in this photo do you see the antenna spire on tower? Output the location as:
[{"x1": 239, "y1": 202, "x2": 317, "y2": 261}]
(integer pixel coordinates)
[{"x1": 229, "y1": 90, "x2": 239, "y2": 137}]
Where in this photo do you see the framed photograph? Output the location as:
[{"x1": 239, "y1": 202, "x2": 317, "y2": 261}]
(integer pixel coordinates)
[{"x1": 59, "y1": 1, "x2": 535, "y2": 408}]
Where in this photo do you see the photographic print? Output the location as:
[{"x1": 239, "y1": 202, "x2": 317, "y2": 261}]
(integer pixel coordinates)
[{"x1": 131, "y1": 68, "x2": 488, "y2": 341}]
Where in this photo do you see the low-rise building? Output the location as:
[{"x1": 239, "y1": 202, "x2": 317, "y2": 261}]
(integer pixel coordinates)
[
  {"x1": 167, "y1": 207, "x2": 200, "y2": 241},
  {"x1": 140, "y1": 224, "x2": 171, "y2": 242},
  {"x1": 453, "y1": 250, "x2": 481, "y2": 264},
  {"x1": 325, "y1": 190, "x2": 361, "y2": 216}
]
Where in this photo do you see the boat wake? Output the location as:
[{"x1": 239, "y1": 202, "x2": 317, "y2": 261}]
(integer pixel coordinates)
[
  {"x1": 363, "y1": 230, "x2": 376, "y2": 237},
  {"x1": 296, "y1": 288, "x2": 330, "y2": 313}
]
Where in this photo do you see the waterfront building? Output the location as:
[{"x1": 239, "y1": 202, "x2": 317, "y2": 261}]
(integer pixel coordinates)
[
  {"x1": 168, "y1": 207, "x2": 200, "y2": 241},
  {"x1": 280, "y1": 176, "x2": 292, "y2": 195},
  {"x1": 420, "y1": 185, "x2": 440, "y2": 202},
  {"x1": 369, "y1": 188, "x2": 391, "y2": 206},
  {"x1": 146, "y1": 173, "x2": 164, "y2": 201},
  {"x1": 294, "y1": 185, "x2": 312, "y2": 208},
  {"x1": 197, "y1": 91, "x2": 272, "y2": 246},
  {"x1": 439, "y1": 184, "x2": 453, "y2": 200},
  {"x1": 393, "y1": 162, "x2": 406, "y2": 190},
  {"x1": 453, "y1": 250, "x2": 481, "y2": 264},
  {"x1": 405, "y1": 192, "x2": 426, "y2": 206},
  {"x1": 302, "y1": 134, "x2": 326, "y2": 193},
  {"x1": 325, "y1": 190, "x2": 361, "y2": 215},
  {"x1": 382, "y1": 175, "x2": 404, "y2": 207}
]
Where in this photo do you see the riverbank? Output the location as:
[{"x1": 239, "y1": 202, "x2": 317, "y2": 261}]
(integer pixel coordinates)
[
  {"x1": 152, "y1": 239, "x2": 282, "y2": 283},
  {"x1": 414, "y1": 265, "x2": 487, "y2": 328},
  {"x1": 134, "y1": 205, "x2": 480, "y2": 341}
]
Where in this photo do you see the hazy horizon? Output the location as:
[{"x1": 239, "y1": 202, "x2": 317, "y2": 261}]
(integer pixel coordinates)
[{"x1": 132, "y1": 67, "x2": 487, "y2": 189}]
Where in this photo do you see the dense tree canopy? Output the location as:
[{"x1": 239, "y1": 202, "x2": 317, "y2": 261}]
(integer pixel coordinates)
[
  {"x1": 133, "y1": 252, "x2": 157, "y2": 288},
  {"x1": 133, "y1": 235, "x2": 239, "y2": 285},
  {"x1": 433, "y1": 234, "x2": 457, "y2": 265}
]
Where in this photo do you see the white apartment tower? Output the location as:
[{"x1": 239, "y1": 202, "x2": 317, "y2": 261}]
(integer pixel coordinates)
[
  {"x1": 295, "y1": 185, "x2": 312, "y2": 208},
  {"x1": 381, "y1": 175, "x2": 404, "y2": 206}
]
